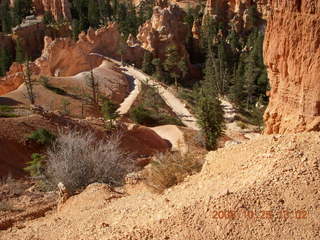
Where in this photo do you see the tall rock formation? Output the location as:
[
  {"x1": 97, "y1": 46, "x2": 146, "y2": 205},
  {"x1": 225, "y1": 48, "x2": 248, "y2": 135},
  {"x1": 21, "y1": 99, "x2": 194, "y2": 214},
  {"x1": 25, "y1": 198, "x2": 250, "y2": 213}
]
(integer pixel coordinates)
[
  {"x1": 264, "y1": 0, "x2": 320, "y2": 133},
  {"x1": 136, "y1": 4, "x2": 190, "y2": 65}
]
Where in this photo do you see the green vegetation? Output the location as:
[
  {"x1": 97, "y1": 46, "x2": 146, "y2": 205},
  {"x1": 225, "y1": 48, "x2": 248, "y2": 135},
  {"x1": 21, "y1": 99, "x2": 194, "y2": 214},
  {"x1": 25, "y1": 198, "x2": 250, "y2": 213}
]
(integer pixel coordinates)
[
  {"x1": 27, "y1": 128, "x2": 56, "y2": 145},
  {"x1": 24, "y1": 153, "x2": 45, "y2": 177},
  {"x1": 101, "y1": 98, "x2": 120, "y2": 129},
  {"x1": 129, "y1": 84, "x2": 183, "y2": 127},
  {"x1": 0, "y1": 105, "x2": 17, "y2": 118},
  {"x1": 41, "y1": 76, "x2": 68, "y2": 95},
  {"x1": 61, "y1": 99, "x2": 71, "y2": 115},
  {"x1": 70, "y1": 0, "x2": 155, "y2": 38}
]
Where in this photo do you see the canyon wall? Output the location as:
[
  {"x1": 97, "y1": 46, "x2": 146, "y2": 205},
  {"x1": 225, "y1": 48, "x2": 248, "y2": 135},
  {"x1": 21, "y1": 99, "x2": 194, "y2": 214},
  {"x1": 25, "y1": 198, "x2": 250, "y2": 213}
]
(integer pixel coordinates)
[{"x1": 263, "y1": 0, "x2": 320, "y2": 133}]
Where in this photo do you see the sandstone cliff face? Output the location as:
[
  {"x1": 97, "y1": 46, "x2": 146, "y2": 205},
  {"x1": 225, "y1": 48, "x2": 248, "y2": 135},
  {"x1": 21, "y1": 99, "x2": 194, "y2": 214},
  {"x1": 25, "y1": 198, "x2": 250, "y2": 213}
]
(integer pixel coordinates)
[
  {"x1": 32, "y1": 0, "x2": 72, "y2": 21},
  {"x1": 264, "y1": 0, "x2": 320, "y2": 134}
]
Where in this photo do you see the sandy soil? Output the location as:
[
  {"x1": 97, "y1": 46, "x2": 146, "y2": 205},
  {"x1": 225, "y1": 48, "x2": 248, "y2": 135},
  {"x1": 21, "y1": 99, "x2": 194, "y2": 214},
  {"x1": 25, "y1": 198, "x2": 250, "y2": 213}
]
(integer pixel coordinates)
[
  {"x1": 2, "y1": 132, "x2": 320, "y2": 239},
  {"x1": 0, "y1": 61, "x2": 129, "y2": 118}
]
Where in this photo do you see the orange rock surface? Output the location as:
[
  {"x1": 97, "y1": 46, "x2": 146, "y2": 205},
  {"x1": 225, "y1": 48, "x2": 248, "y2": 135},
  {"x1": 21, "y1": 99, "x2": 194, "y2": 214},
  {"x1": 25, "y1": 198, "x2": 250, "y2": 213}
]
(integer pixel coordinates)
[
  {"x1": 263, "y1": 0, "x2": 320, "y2": 134},
  {"x1": 137, "y1": 4, "x2": 190, "y2": 64},
  {"x1": 35, "y1": 23, "x2": 129, "y2": 77}
]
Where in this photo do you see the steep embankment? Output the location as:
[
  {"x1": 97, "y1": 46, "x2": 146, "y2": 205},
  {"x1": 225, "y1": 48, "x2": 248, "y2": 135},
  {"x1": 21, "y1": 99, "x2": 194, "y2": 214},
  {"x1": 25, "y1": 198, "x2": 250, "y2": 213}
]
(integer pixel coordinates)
[
  {"x1": 2, "y1": 132, "x2": 320, "y2": 239},
  {"x1": 264, "y1": 0, "x2": 320, "y2": 134}
]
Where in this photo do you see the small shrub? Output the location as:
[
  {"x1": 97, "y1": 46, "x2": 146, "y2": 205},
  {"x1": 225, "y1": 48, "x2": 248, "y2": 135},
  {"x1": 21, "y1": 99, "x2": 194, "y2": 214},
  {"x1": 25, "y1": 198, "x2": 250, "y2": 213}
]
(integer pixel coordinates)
[
  {"x1": 143, "y1": 152, "x2": 202, "y2": 193},
  {"x1": 130, "y1": 105, "x2": 155, "y2": 125},
  {"x1": 236, "y1": 121, "x2": 247, "y2": 130},
  {"x1": 46, "y1": 130, "x2": 134, "y2": 193},
  {"x1": 101, "y1": 98, "x2": 120, "y2": 129},
  {"x1": 24, "y1": 153, "x2": 45, "y2": 177},
  {"x1": 27, "y1": 128, "x2": 56, "y2": 145},
  {"x1": 41, "y1": 76, "x2": 67, "y2": 95},
  {"x1": 61, "y1": 99, "x2": 71, "y2": 115}
]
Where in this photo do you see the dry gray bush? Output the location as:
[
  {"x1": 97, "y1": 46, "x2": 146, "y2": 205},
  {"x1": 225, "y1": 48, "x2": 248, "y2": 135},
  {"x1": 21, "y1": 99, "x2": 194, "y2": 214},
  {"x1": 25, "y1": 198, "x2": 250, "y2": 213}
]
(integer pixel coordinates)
[
  {"x1": 46, "y1": 130, "x2": 134, "y2": 193},
  {"x1": 143, "y1": 152, "x2": 203, "y2": 193}
]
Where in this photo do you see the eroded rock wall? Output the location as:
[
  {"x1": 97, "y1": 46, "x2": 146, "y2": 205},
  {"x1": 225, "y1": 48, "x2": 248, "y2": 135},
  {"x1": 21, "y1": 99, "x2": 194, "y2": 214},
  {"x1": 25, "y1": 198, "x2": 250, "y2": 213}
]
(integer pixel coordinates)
[
  {"x1": 263, "y1": 0, "x2": 320, "y2": 133},
  {"x1": 35, "y1": 23, "x2": 143, "y2": 77},
  {"x1": 137, "y1": 4, "x2": 191, "y2": 66}
]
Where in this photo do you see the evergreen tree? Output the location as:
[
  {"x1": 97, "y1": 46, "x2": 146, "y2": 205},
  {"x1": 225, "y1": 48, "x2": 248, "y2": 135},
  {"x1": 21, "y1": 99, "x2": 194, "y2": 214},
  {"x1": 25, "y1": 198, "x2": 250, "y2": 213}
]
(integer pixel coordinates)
[
  {"x1": 111, "y1": 0, "x2": 118, "y2": 20},
  {"x1": 15, "y1": 38, "x2": 25, "y2": 63},
  {"x1": 142, "y1": 51, "x2": 155, "y2": 75},
  {"x1": 98, "y1": 0, "x2": 113, "y2": 23},
  {"x1": 43, "y1": 11, "x2": 55, "y2": 25},
  {"x1": 163, "y1": 45, "x2": 181, "y2": 85},
  {"x1": 12, "y1": 0, "x2": 32, "y2": 26},
  {"x1": 152, "y1": 58, "x2": 165, "y2": 82},
  {"x1": 0, "y1": 0, "x2": 12, "y2": 33},
  {"x1": 229, "y1": 61, "x2": 245, "y2": 109},
  {"x1": 23, "y1": 57, "x2": 36, "y2": 104},
  {"x1": 195, "y1": 86, "x2": 224, "y2": 150},
  {"x1": 88, "y1": 0, "x2": 100, "y2": 28},
  {"x1": 0, "y1": 48, "x2": 12, "y2": 77},
  {"x1": 72, "y1": 19, "x2": 81, "y2": 41},
  {"x1": 101, "y1": 98, "x2": 119, "y2": 129}
]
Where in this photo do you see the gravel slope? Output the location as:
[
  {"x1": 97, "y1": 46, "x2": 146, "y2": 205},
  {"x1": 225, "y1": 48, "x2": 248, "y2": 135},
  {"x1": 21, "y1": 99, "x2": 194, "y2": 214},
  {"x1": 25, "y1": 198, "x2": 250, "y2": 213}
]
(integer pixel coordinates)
[{"x1": 2, "y1": 132, "x2": 320, "y2": 239}]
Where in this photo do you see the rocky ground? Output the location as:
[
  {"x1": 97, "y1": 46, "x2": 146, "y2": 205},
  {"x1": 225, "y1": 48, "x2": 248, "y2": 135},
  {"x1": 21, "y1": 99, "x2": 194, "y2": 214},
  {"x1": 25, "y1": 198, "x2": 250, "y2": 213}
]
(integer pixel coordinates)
[{"x1": 1, "y1": 132, "x2": 319, "y2": 239}]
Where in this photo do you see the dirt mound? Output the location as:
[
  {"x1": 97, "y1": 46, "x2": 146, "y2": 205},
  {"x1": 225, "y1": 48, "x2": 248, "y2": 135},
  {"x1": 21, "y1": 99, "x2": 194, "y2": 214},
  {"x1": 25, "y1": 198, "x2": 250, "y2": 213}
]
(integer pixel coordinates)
[
  {"x1": 1, "y1": 61, "x2": 129, "y2": 118},
  {"x1": 0, "y1": 113, "x2": 171, "y2": 178},
  {"x1": 2, "y1": 132, "x2": 320, "y2": 239}
]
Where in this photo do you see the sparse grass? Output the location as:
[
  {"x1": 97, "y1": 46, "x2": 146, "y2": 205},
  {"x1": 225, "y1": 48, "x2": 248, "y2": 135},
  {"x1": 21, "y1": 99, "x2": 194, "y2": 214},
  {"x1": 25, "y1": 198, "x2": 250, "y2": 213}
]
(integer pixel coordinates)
[
  {"x1": 46, "y1": 130, "x2": 134, "y2": 193},
  {"x1": 27, "y1": 128, "x2": 56, "y2": 145},
  {"x1": 40, "y1": 76, "x2": 68, "y2": 95},
  {"x1": 143, "y1": 152, "x2": 203, "y2": 193},
  {"x1": 0, "y1": 105, "x2": 18, "y2": 118},
  {"x1": 236, "y1": 121, "x2": 247, "y2": 130}
]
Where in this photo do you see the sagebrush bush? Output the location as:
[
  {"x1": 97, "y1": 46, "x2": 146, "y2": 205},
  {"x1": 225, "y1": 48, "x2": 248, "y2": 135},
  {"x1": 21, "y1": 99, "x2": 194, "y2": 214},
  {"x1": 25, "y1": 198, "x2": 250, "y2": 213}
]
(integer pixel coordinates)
[
  {"x1": 46, "y1": 130, "x2": 134, "y2": 192},
  {"x1": 143, "y1": 152, "x2": 202, "y2": 193}
]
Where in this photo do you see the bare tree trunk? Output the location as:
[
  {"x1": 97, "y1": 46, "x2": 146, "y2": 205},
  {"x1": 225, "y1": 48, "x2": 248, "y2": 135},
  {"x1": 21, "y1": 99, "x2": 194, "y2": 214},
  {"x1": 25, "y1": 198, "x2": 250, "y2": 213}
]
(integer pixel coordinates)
[{"x1": 24, "y1": 60, "x2": 35, "y2": 104}]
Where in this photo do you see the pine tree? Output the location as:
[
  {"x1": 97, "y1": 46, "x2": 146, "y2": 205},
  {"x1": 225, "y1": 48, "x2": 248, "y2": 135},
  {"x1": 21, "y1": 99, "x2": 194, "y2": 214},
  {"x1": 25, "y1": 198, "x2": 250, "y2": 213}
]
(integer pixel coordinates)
[
  {"x1": 111, "y1": 0, "x2": 118, "y2": 20},
  {"x1": 23, "y1": 58, "x2": 36, "y2": 104},
  {"x1": 195, "y1": 46, "x2": 225, "y2": 150},
  {"x1": 101, "y1": 98, "x2": 119, "y2": 129},
  {"x1": 152, "y1": 58, "x2": 164, "y2": 82},
  {"x1": 142, "y1": 51, "x2": 155, "y2": 75},
  {"x1": 0, "y1": 0, "x2": 12, "y2": 33},
  {"x1": 88, "y1": 0, "x2": 100, "y2": 28},
  {"x1": 195, "y1": 86, "x2": 224, "y2": 150},
  {"x1": 229, "y1": 60, "x2": 245, "y2": 109},
  {"x1": 0, "y1": 48, "x2": 12, "y2": 77},
  {"x1": 98, "y1": 0, "x2": 113, "y2": 23},
  {"x1": 163, "y1": 45, "x2": 181, "y2": 85},
  {"x1": 72, "y1": 19, "x2": 81, "y2": 41},
  {"x1": 43, "y1": 11, "x2": 55, "y2": 25},
  {"x1": 15, "y1": 38, "x2": 25, "y2": 63},
  {"x1": 12, "y1": 0, "x2": 32, "y2": 26}
]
